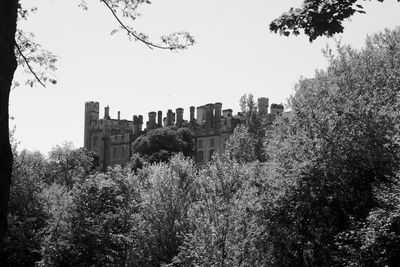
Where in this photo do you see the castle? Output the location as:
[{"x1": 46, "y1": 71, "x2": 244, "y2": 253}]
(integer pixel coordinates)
[{"x1": 84, "y1": 98, "x2": 283, "y2": 170}]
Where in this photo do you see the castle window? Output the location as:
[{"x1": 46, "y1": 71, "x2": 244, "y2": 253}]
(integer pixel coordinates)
[
  {"x1": 198, "y1": 151, "x2": 204, "y2": 162},
  {"x1": 113, "y1": 147, "x2": 117, "y2": 158},
  {"x1": 210, "y1": 138, "x2": 214, "y2": 147},
  {"x1": 198, "y1": 139, "x2": 203, "y2": 148}
]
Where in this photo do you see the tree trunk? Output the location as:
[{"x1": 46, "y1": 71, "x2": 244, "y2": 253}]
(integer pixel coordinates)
[{"x1": 0, "y1": 0, "x2": 18, "y2": 242}]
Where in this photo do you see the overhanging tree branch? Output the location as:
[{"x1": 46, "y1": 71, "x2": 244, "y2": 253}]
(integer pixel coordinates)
[
  {"x1": 101, "y1": 0, "x2": 190, "y2": 50},
  {"x1": 14, "y1": 40, "x2": 45, "y2": 88}
]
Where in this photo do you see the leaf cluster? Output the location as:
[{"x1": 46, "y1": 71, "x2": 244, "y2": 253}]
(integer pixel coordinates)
[{"x1": 269, "y1": 0, "x2": 397, "y2": 41}]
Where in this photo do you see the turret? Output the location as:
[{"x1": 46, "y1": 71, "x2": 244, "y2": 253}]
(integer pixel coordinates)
[
  {"x1": 104, "y1": 105, "x2": 111, "y2": 120},
  {"x1": 133, "y1": 115, "x2": 143, "y2": 136},
  {"x1": 258, "y1": 97, "x2": 269, "y2": 115},
  {"x1": 157, "y1": 111, "x2": 163, "y2": 127},
  {"x1": 190, "y1": 106, "x2": 195, "y2": 124},
  {"x1": 204, "y1": 103, "x2": 214, "y2": 129},
  {"x1": 223, "y1": 109, "x2": 233, "y2": 130},
  {"x1": 176, "y1": 108, "x2": 184, "y2": 127},
  {"x1": 167, "y1": 109, "x2": 174, "y2": 126},
  {"x1": 138, "y1": 115, "x2": 143, "y2": 130},
  {"x1": 214, "y1": 102, "x2": 222, "y2": 123},
  {"x1": 147, "y1": 111, "x2": 157, "y2": 130},
  {"x1": 197, "y1": 106, "x2": 205, "y2": 124},
  {"x1": 84, "y1": 101, "x2": 99, "y2": 149}
]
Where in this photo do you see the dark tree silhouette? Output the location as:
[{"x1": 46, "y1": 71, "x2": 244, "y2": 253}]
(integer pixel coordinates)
[
  {"x1": 0, "y1": 0, "x2": 18, "y2": 244},
  {"x1": 270, "y1": 0, "x2": 400, "y2": 41}
]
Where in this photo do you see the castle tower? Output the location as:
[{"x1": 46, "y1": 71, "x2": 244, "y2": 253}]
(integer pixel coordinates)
[
  {"x1": 138, "y1": 115, "x2": 143, "y2": 131},
  {"x1": 167, "y1": 109, "x2": 174, "y2": 126},
  {"x1": 172, "y1": 112, "x2": 176, "y2": 125},
  {"x1": 176, "y1": 108, "x2": 184, "y2": 127},
  {"x1": 147, "y1": 112, "x2": 157, "y2": 130},
  {"x1": 223, "y1": 109, "x2": 233, "y2": 130},
  {"x1": 258, "y1": 97, "x2": 269, "y2": 115},
  {"x1": 213, "y1": 102, "x2": 222, "y2": 131},
  {"x1": 133, "y1": 115, "x2": 143, "y2": 136},
  {"x1": 104, "y1": 105, "x2": 111, "y2": 120},
  {"x1": 197, "y1": 106, "x2": 205, "y2": 124},
  {"x1": 204, "y1": 103, "x2": 214, "y2": 129},
  {"x1": 190, "y1": 106, "x2": 195, "y2": 124},
  {"x1": 157, "y1": 111, "x2": 162, "y2": 127},
  {"x1": 84, "y1": 101, "x2": 99, "y2": 150}
]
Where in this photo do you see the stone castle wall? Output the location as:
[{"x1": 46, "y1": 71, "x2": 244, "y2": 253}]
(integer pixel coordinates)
[{"x1": 84, "y1": 97, "x2": 283, "y2": 169}]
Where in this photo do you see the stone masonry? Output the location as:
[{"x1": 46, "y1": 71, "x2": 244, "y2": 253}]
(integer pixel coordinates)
[{"x1": 84, "y1": 98, "x2": 283, "y2": 170}]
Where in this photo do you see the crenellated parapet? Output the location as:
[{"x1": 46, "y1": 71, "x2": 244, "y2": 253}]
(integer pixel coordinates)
[{"x1": 131, "y1": 115, "x2": 143, "y2": 137}]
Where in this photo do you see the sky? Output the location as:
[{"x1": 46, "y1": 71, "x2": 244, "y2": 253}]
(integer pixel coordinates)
[{"x1": 10, "y1": 0, "x2": 400, "y2": 154}]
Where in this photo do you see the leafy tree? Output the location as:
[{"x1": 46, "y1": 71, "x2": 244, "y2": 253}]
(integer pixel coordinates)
[
  {"x1": 137, "y1": 154, "x2": 198, "y2": 266},
  {"x1": 0, "y1": 0, "x2": 194, "y2": 242},
  {"x1": 172, "y1": 154, "x2": 276, "y2": 266},
  {"x1": 335, "y1": 181, "x2": 400, "y2": 266},
  {"x1": 270, "y1": 0, "x2": 400, "y2": 41},
  {"x1": 225, "y1": 125, "x2": 257, "y2": 163},
  {"x1": 66, "y1": 166, "x2": 142, "y2": 266},
  {"x1": 238, "y1": 93, "x2": 267, "y2": 162},
  {"x1": 132, "y1": 127, "x2": 194, "y2": 164},
  {"x1": 46, "y1": 142, "x2": 98, "y2": 188},
  {"x1": 0, "y1": 149, "x2": 49, "y2": 266},
  {"x1": 127, "y1": 152, "x2": 146, "y2": 173},
  {"x1": 263, "y1": 27, "x2": 400, "y2": 265},
  {"x1": 39, "y1": 183, "x2": 73, "y2": 267}
]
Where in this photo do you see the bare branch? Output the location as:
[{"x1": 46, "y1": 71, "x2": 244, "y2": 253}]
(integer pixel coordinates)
[
  {"x1": 14, "y1": 40, "x2": 46, "y2": 88},
  {"x1": 101, "y1": 0, "x2": 190, "y2": 50}
]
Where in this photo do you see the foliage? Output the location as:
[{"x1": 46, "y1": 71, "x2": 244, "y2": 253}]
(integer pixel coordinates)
[
  {"x1": 80, "y1": 0, "x2": 195, "y2": 50},
  {"x1": 0, "y1": 149, "x2": 49, "y2": 266},
  {"x1": 172, "y1": 154, "x2": 278, "y2": 266},
  {"x1": 127, "y1": 152, "x2": 146, "y2": 173},
  {"x1": 131, "y1": 127, "x2": 194, "y2": 164},
  {"x1": 39, "y1": 183, "x2": 73, "y2": 267},
  {"x1": 46, "y1": 142, "x2": 98, "y2": 187},
  {"x1": 225, "y1": 125, "x2": 257, "y2": 163},
  {"x1": 67, "y1": 167, "x2": 142, "y2": 266},
  {"x1": 14, "y1": 4, "x2": 58, "y2": 88},
  {"x1": 263, "y1": 27, "x2": 400, "y2": 265},
  {"x1": 238, "y1": 93, "x2": 266, "y2": 162},
  {"x1": 239, "y1": 93, "x2": 256, "y2": 114},
  {"x1": 270, "y1": 0, "x2": 400, "y2": 41},
  {"x1": 4, "y1": 24, "x2": 400, "y2": 267},
  {"x1": 14, "y1": 29, "x2": 58, "y2": 88},
  {"x1": 335, "y1": 182, "x2": 400, "y2": 266},
  {"x1": 137, "y1": 154, "x2": 198, "y2": 266},
  {"x1": 1, "y1": 0, "x2": 194, "y2": 250}
]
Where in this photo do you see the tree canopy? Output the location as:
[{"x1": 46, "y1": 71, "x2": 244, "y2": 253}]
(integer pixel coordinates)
[
  {"x1": 263, "y1": 27, "x2": 400, "y2": 265},
  {"x1": 270, "y1": 0, "x2": 400, "y2": 41},
  {"x1": 131, "y1": 127, "x2": 194, "y2": 164},
  {"x1": 2, "y1": 26, "x2": 400, "y2": 265}
]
